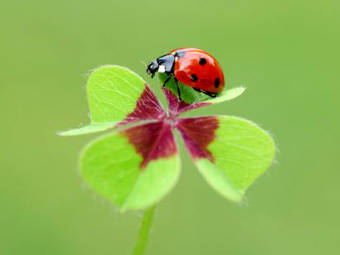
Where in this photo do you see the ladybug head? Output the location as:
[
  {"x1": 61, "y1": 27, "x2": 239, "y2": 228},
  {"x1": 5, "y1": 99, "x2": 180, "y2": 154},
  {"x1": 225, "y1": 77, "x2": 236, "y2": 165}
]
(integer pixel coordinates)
[
  {"x1": 147, "y1": 54, "x2": 175, "y2": 78},
  {"x1": 146, "y1": 60, "x2": 159, "y2": 78}
]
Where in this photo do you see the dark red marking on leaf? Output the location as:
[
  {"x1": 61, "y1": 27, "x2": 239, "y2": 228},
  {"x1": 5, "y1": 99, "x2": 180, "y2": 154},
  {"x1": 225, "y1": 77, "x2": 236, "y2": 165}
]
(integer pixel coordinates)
[
  {"x1": 118, "y1": 85, "x2": 165, "y2": 126},
  {"x1": 176, "y1": 116, "x2": 219, "y2": 161},
  {"x1": 163, "y1": 88, "x2": 210, "y2": 115},
  {"x1": 122, "y1": 121, "x2": 177, "y2": 169}
]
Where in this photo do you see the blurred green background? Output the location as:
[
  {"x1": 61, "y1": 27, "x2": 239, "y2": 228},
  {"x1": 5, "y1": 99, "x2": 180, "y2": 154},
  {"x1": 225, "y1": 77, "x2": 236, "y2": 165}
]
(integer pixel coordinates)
[{"x1": 1, "y1": 0, "x2": 339, "y2": 254}]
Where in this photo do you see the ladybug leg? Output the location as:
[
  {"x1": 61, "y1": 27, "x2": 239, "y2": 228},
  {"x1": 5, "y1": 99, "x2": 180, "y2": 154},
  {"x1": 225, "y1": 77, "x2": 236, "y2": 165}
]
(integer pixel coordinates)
[
  {"x1": 162, "y1": 75, "x2": 172, "y2": 88},
  {"x1": 193, "y1": 88, "x2": 217, "y2": 98},
  {"x1": 174, "y1": 78, "x2": 181, "y2": 101},
  {"x1": 202, "y1": 91, "x2": 217, "y2": 98},
  {"x1": 162, "y1": 75, "x2": 181, "y2": 101}
]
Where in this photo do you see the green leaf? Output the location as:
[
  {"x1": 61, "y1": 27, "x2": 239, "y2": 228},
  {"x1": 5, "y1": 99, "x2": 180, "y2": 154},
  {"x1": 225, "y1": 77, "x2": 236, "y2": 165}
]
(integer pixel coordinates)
[
  {"x1": 196, "y1": 159, "x2": 242, "y2": 202},
  {"x1": 205, "y1": 86, "x2": 245, "y2": 104},
  {"x1": 179, "y1": 116, "x2": 275, "y2": 202},
  {"x1": 88, "y1": 65, "x2": 146, "y2": 122},
  {"x1": 80, "y1": 123, "x2": 180, "y2": 211},
  {"x1": 201, "y1": 116, "x2": 275, "y2": 201},
  {"x1": 59, "y1": 65, "x2": 164, "y2": 136},
  {"x1": 58, "y1": 122, "x2": 118, "y2": 136}
]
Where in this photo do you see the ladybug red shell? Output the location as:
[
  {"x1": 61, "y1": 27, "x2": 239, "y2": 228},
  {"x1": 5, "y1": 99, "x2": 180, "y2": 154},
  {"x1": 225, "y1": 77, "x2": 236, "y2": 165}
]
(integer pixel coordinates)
[{"x1": 147, "y1": 48, "x2": 225, "y2": 99}]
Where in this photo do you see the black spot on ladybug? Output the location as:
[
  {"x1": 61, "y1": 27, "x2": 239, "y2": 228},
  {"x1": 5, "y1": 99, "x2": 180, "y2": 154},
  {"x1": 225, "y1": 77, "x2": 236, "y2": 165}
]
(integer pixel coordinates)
[
  {"x1": 214, "y1": 78, "x2": 220, "y2": 88},
  {"x1": 191, "y1": 74, "x2": 198, "y2": 82},
  {"x1": 175, "y1": 50, "x2": 185, "y2": 58},
  {"x1": 199, "y1": 58, "x2": 207, "y2": 65}
]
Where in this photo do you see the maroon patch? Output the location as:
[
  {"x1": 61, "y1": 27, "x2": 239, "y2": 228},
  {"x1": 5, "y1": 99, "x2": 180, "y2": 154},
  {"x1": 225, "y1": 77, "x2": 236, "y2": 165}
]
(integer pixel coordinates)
[
  {"x1": 119, "y1": 85, "x2": 165, "y2": 126},
  {"x1": 176, "y1": 117, "x2": 219, "y2": 161},
  {"x1": 123, "y1": 121, "x2": 177, "y2": 169},
  {"x1": 163, "y1": 88, "x2": 210, "y2": 116}
]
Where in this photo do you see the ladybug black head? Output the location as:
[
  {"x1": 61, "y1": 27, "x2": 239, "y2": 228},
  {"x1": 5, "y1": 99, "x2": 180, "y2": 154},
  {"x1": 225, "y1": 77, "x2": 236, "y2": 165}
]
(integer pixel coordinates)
[
  {"x1": 146, "y1": 60, "x2": 159, "y2": 78},
  {"x1": 147, "y1": 54, "x2": 175, "y2": 78}
]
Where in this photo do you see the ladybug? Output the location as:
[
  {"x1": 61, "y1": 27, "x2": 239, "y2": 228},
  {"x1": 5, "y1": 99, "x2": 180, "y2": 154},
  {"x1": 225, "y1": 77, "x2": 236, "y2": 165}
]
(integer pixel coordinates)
[{"x1": 146, "y1": 48, "x2": 225, "y2": 99}]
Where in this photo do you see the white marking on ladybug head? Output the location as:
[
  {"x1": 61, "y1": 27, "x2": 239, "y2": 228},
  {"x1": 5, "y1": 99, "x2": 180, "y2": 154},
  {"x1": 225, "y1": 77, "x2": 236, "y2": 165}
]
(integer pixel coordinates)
[
  {"x1": 158, "y1": 65, "x2": 166, "y2": 73},
  {"x1": 175, "y1": 57, "x2": 179, "y2": 61}
]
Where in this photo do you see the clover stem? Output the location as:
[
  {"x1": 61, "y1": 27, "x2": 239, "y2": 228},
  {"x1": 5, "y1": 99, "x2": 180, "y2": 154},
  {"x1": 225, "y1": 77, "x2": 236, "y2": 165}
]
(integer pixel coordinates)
[{"x1": 132, "y1": 205, "x2": 156, "y2": 255}]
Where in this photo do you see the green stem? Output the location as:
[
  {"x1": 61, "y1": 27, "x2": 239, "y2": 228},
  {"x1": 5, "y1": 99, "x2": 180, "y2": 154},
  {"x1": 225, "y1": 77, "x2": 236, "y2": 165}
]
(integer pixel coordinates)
[{"x1": 132, "y1": 205, "x2": 156, "y2": 255}]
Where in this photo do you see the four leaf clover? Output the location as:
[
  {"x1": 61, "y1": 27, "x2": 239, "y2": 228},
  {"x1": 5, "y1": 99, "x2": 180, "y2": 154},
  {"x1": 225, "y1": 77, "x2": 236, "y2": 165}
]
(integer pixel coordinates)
[{"x1": 59, "y1": 65, "x2": 275, "y2": 211}]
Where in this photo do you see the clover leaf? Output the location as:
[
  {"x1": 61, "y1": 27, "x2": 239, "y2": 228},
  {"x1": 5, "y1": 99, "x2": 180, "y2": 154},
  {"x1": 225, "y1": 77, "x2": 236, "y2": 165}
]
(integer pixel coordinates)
[
  {"x1": 59, "y1": 66, "x2": 165, "y2": 136},
  {"x1": 60, "y1": 65, "x2": 275, "y2": 210}
]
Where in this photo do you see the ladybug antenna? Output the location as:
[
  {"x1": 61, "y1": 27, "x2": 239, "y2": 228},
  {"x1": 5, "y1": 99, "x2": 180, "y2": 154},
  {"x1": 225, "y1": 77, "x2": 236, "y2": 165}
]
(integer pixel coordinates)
[{"x1": 140, "y1": 60, "x2": 148, "y2": 67}]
